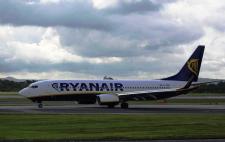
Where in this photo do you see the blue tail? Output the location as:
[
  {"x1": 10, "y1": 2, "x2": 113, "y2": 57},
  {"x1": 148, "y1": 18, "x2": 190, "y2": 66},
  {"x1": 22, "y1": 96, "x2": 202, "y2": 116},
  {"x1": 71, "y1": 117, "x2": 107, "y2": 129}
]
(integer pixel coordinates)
[{"x1": 162, "y1": 45, "x2": 205, "y2": 82}]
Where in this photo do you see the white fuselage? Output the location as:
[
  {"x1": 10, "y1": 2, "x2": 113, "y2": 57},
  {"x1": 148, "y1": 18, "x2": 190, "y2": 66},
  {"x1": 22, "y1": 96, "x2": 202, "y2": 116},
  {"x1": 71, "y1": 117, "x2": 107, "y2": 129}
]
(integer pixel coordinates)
[{"x1": 19, "y1": 79, "x2": 186, "y2": 98}]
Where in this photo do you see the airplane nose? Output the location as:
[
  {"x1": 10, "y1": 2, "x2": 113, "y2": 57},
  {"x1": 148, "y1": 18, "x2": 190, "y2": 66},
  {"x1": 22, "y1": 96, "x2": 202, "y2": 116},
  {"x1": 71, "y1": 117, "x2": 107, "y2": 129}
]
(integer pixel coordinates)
[{"x1": 19, "y1": 88, "x2": 28, "y2": 96}]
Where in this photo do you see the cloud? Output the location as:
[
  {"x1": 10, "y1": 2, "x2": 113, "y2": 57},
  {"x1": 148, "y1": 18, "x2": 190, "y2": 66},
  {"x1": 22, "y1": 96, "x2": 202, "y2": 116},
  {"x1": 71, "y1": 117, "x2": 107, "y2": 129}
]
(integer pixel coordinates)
[
  {"x1": 0, "y1": 26, "x2": 187, "y2": 79},
  {"x1": 0, "y1": 26, "x2": 122, "y2": 66},
  {"x1": 57, "y1": 13, "x2": 203, "y2": 58},
  {"x1": 0, "y1": 0, "x2": 202, "y2": 50},
  {"x1": 104, "y1": 0, "x2": 161, "y2": 14},
  {"x1": 0, "y1": 32, "x2": 179, "y2": 78},
  {"x1": 0, "y1": 0, "x2": 112, "y2": 30},
  {"x1": 92, "y1": 0, "x2": 119, "y2": 9},
  {"x1": 0, "y1": 0, "x2": 225, "y2": 80}
]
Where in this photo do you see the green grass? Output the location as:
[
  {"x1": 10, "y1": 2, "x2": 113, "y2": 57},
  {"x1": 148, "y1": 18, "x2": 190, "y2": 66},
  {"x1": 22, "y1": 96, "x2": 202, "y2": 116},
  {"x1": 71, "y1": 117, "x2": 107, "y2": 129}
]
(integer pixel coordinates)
[
  {"x1": 187, "y1": 93, "x2": 225, "y2": 96},
  {"x1": 165, "y1": 99, "x2": 225, "y2": 104},
  {"x1": 0, "y1": 114, "x2": 225, "y2": 140},
  {"x1": 1, "y1": 97, "x2": 225, "y2": 106},
  {"x1": 0, "y1": 92, "x2": 18, "y2": 96},
  {"x1": 130, "y1": 99, "x2": 225, "y2": 105},
  {"x1": 0, "y1": 98, "x2": 33, "y2": 106}
]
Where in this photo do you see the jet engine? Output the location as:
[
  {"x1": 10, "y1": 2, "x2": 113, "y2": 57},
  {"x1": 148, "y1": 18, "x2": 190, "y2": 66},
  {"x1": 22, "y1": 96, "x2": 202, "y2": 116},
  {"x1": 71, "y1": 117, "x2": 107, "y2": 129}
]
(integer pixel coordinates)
[{"x1": 97, "y1": 94, "x2": 120, "y2": 106}]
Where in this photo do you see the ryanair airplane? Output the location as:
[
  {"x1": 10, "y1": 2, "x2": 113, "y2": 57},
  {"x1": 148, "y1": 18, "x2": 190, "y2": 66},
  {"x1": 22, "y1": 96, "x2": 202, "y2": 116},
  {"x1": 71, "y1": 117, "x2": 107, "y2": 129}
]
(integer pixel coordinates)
[{"x1": 19, "y1": 45, "x2": 205, "y2": 108}]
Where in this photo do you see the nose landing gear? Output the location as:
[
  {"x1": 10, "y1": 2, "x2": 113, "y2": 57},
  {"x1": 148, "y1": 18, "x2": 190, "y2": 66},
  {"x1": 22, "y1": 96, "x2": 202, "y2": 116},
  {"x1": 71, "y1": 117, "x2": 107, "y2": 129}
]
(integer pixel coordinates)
[{"x1": 37, "y1": 101, "x2": 43, "y2": 108}]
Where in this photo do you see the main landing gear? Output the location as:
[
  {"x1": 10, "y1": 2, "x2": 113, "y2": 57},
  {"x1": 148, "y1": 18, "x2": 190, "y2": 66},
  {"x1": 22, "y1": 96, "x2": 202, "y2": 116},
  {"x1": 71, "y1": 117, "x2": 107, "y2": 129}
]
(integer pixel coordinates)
[{"x1": 120, "y1": 102, "x2": 129, "y2": 109}]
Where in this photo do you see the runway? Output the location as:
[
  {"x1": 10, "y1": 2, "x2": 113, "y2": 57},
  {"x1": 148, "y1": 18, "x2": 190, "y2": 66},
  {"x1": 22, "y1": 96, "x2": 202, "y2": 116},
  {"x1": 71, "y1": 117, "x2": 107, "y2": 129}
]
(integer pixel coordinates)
[
  {"x1": 0, "y1": 104, "x2": 225, "y2": 114},
  {"x1": 1, "y1": 95, "x2": 225, "y2": 99}
]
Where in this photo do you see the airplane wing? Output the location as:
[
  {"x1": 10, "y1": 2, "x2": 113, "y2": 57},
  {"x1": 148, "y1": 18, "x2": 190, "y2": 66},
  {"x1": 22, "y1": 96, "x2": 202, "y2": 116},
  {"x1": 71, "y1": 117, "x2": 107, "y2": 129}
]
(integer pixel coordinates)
[
  {"x1": 118, "y1": 76, "x2": 198, "y2": 101},
  {"x1": 118, "y1": 86, "x2": 198, "y2": 101},
  {"x1": 191, "y1": 80, "x2": 223, "y2": 86}
]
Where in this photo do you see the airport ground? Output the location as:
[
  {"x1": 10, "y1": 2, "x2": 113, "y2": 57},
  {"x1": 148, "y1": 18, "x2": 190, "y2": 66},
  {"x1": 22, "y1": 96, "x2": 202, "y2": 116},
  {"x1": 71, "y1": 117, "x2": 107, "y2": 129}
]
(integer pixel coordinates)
[{"x1": 0, "y1": 92, "x2": 225, "y2": 141}]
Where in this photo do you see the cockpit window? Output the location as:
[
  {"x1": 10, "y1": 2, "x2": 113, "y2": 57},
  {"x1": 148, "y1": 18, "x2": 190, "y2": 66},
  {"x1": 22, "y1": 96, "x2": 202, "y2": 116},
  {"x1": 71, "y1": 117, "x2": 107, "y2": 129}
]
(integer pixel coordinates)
[{"x1": 30, "y1": 85, "x2": 38, "y2": 88}]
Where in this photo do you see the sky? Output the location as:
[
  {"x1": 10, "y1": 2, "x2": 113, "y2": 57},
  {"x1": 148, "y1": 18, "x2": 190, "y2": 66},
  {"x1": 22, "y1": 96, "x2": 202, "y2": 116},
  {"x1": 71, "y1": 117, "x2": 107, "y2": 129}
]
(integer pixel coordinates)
[{"x1": 0, "y1": 0, "x2": 224, "y2": 80}]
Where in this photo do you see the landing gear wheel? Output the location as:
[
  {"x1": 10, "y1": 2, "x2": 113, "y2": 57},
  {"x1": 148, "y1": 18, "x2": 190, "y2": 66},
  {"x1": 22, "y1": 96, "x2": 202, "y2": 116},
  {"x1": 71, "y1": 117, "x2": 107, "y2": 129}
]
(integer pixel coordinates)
[
  {"x1": 37, "y1": 101, "x2": 43, "y2": 108},
  {"x1": 38, "y1": 103, "x2": 43, "y2": 108},
  {"x1": 121, "y1": 102, "x2": 129, "y2": 109}
]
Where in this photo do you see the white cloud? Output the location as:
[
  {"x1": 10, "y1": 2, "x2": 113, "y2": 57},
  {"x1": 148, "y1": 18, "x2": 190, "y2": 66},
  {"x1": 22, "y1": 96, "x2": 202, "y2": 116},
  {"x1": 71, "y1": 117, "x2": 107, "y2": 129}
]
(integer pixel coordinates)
[
  {"x1": 0, "y1": 0, "x2": 225, "y2": 79},
  {"x1": 0, "y1": 71, "x2": 100, "y2": 80},
  {"x1": 160, "y1": 0, "x2": 225, "y2": 79},
  {"x1": 163, "y1": 0, "x2": 225, "y2": 27},
  {"x1": 92, "y1": 0, "x2": 118, "y2": 9},
  {"x1": 40, "y1": 0, "x2": 61, "y2": 4},
  {"x1": 0, "y1": 26, "x2": 122, "y2": 65}
]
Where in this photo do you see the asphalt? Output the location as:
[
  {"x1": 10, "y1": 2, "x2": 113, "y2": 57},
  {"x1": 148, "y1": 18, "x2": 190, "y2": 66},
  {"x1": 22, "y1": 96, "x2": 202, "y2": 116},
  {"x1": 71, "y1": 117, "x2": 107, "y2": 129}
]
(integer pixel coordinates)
[
  {"x1": 1, "y1": 95, "x2": 225, "y2": 99},
  {"x1": 0, "y1": 140, "x2": 225, "y2": 142},
  {"x1": 0, "y1": 104, "x2": 225, "y2": 114},
  {"x1": 0, "y1": 94, "x2": 225, "y2": 114}
]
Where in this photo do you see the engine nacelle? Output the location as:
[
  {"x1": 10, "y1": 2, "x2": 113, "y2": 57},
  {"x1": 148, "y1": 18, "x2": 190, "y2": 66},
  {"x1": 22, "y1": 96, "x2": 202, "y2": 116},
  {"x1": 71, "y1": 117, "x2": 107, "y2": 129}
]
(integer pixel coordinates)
[{"x1": 97, "y1": 94, "x2": 119, "y2": 106}]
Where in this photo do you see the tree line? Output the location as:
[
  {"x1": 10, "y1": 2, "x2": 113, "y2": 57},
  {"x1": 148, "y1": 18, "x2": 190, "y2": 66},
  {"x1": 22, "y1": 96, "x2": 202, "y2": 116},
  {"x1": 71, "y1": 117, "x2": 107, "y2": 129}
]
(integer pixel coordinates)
[
  {"x1": 0, "y1": 80, "x2": 36, "y2": 92},
  {"x1": 193, "y1": 82, "x2": 225, "y2": 93}
]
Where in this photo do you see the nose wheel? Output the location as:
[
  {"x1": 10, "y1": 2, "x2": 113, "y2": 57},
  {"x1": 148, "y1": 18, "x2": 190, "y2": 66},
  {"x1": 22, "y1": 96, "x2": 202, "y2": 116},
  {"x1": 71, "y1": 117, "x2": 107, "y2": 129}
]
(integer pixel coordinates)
[
  {"x1": 120, "y1": 102, "x2": 129, "y2": 109},
  {"x1": 37, "y1": 101, "x2": 43, "y2": 108}
]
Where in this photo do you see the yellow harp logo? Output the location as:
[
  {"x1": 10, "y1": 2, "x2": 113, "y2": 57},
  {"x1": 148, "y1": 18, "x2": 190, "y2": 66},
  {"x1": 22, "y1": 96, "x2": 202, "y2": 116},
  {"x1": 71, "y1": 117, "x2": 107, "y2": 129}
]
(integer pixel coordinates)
[{"x1": 187, "y1": 59, "x2": 199, "y2": 76}]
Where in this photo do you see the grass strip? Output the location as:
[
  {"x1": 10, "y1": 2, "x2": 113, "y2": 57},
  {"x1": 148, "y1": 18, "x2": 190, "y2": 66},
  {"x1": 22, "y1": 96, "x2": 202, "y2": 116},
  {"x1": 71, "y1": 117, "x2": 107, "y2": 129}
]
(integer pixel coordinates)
[
  {"x1": 1, "y1": 98, "x2": 225, "y2": 106},
  {"x1": 131, "y1": 99, "x2": 225, "y2": 105},
  {"x1": 0, "y1": 114, "x2": 224, "y2": 140},
  {"x1": 0, "y1": 92, "x2": 18, "y2": 96}
]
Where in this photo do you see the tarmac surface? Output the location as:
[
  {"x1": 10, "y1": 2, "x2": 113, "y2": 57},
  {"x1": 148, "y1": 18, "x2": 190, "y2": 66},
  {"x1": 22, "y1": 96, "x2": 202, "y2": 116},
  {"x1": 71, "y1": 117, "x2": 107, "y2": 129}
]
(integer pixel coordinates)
[
  {"x1": 1, "y1": 95, "x2": 225, "y2": 99},
  {"x1": 0, "y1": 94, "x2": 225, "y2": 114},
  {"x1": 0, "y1": 104, "x2": 225, "y2": 114}
]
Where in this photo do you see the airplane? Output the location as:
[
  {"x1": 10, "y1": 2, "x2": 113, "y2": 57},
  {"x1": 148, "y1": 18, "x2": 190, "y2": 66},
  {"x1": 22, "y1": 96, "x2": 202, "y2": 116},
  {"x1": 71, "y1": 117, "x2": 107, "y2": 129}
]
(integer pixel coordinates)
[{"x1": 19, "y1": 45, "x2": 205, "y2": 109}]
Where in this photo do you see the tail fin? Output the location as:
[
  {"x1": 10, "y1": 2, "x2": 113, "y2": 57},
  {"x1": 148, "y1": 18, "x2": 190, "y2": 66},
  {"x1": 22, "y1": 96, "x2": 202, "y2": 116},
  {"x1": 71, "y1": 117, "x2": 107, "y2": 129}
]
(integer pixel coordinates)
[{"x1": 162, "y1": 45, "x2": 205, "y2": 82}]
